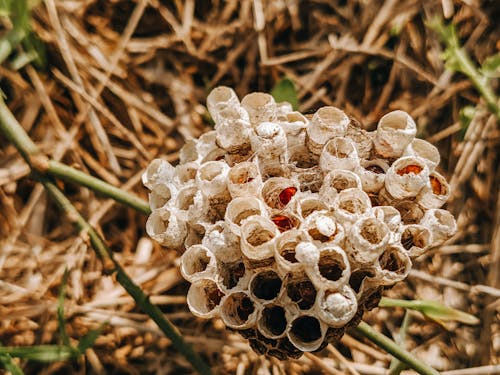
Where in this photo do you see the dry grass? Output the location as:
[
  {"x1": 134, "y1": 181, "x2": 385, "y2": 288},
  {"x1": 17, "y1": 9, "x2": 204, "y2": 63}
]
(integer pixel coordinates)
[{"x1": 0, "y1": 0, "x2": 499, "y2": 374}]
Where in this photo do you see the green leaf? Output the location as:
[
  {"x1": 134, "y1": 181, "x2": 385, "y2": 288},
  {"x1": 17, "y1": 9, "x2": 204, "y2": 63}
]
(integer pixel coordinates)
[
  {"x1": 0, "y1": 345, "x2": 78, "y2": 362},
  {"x1": 0, "y1": 344, "x2": 24, "y2": 375},
  {"x1": 271, "y1": 77, "x2": 298, "y2": 111},
  {"x1": 76, "y1": 323, "x2": 106, "y2": 353},
  {"x1": 481, "y1": 53, "x2": 500, "y2": 78},
  {"x1": 57, "y1": 269, "x2": 70, "y2": 346},
  {"x1": 380, "y1": 298, "x2": 480, "y2": 326}
]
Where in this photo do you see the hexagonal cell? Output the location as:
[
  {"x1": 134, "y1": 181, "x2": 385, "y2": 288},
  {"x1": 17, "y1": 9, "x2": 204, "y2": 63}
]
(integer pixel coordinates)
[
  {"x1": 258, "y1": 304, "x2": 287, "y2": 338},
  {"x1": 317, "y1": 247, "x2": 349, "y2": 284},
  {"x1": 401, "y1": 224, "x2": 432, "y2": 257},
  {"x1": 317, "y1": 286, "x2": 357, "y2": 327},
  {"x1": 241, "y1": 216, "x2": 278, "y2": 260},
  {"x1": 288, "y1": 315, "x2": 325, "y2": 352},
  {"x1": 218, "y1": 261, "x2": 247, "y2": 290},
  {"x1": 250, "y1": 270, "x2": 282, "y2": 301},
  {"x1": 261, "y1": 177, "x2": 299, "y2": 209},
  {"x1": 187, "y1": 279, "x2": 224, "y2": 318},
  {"x1": 377, "y1": 245, "x2": 411, "y2": 285},
  {"x1": 270, "y1": 212, "x2": 300, "y2": 233},
  {"x1": 180, "y1": 245, "x2": 215, "y2": 282},
  {"x1": 220, "y1": 292, "x2": 258, "y2": 329},
  {"x1": 286, "y1": 275, "x2": 317, "y2": 310}
]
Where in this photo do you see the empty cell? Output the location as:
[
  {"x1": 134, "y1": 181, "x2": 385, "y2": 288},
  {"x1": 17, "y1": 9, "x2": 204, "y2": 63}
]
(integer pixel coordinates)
[
  {"x1": 218, "y1": 261, "x2": 246, "y2": 290},
  {"x1": 318, "y1": 250, "x2": 347, "y2": 282},
  {"x1": 225, "y1": 196, "x2": 266, "y2": 235},
  {"x1": 176, "y1": 186, "x2": 198, "y2": 211},
  {"x1": 295, "y1": 194, "x2": 328, "y2": 219},
  {"x1": 258, "y1": 305, "x2": 287, "y2": 338},
  {"x1": 401, "y1": 224, "x2": 432, "y2": 257},
  {"x1": 374, "y1": 110, "x2": 416, "y2": 158},
  {"x1": 149, "y1": 183, "x2": 174, "y2": 209},
  {"x1": 227, "y1": 161, "x2": 262, "y2": 198},
  {"x1": 220, "y1": 292, "x2": 257, "y2": 329},
  {"x1": 187, "y1": 279, "x2": 224, "y2": 318},
  {"x1": 180, "y1": 245, "x2": 215, "y2": 282},
  {"x1": 286, "y1": 276, "x2": 317, "y2": 310},
  {"x1": 241, "y1": 216, "x2": 278, "y2": 260},
  {"x1": 377, "y1": 245, "x2": 411, "y2": 285},
  {"x1": 288, "y1": 315, "x2": 325, "y2": 352},
  {"x1": 250, "y1": 270, "x2": 282, "y2": 301}
]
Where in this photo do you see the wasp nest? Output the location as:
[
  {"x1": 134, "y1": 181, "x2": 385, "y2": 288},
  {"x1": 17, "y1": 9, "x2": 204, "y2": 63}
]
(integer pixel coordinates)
[{"x1": 143, "y1": 87, "x2": 456, "y2": 359}]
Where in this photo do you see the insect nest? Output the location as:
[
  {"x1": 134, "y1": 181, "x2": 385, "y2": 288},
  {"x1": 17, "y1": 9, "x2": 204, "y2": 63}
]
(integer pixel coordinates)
[{"x1": 143, "y1": 86, "x2": 457, "y2": 359}]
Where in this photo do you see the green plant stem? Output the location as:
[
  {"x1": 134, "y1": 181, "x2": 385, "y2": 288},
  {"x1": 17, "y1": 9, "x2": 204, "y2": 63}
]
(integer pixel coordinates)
[
  {"x1": 389, "y1": 311, "x2": 412, "y2": 374},
  {"x1": 0, "y1": 96, "x2": 212, "y2": 375},
  {"x1": 47, "y1": 160, "x2": 151, "y2": 215},
  {"x1": 354, "y1": 321, "x2": 440, "y2": 375},
  {"x1": 0, "y1": 95, "x2": 150, "y2": 215},
  {"x1": 431, "y1": 19, "x2": 500, "y2": 121}
]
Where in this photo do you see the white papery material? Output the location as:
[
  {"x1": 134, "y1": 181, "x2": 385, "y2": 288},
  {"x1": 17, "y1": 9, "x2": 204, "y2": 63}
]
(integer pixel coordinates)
[
  {"x1": 207, "y1": 86, "x2": 240, "y2": 122},
  {"x1": 384, "y1": 156, "x2": 430, "y2": 200},
  {"x1": 331, "y1": 188, "x2": 372, "y2": 225},
  {"x1": 241, "y1": 92, "x2": 277, "y2": 125},
  {"x1": 347, "y1": 217, "x2": 390, "y2": 265},
  {"x1": 374, "y1": 110, "x2": 417, "y2": 158},
  {"x1": 403, "y1": 138, "x2": 440, "y2": 171},
  {"x1": 306, "y1": 246, "x2": 350, "y2": 291},
  {"x1": 306, "y1": 106, "x2": 350, "y2": 155},
  {"x1": 220, "y1": 291, "x2": 260, "y2": 329},
  {"x1": 316, "y1": 285, "x2": 357, "y2": 327},
  {"x1": 417, "y1": 171, "x2": 450, "y2": 209},
  {"x1": 275, "y1": 229, "x2": 307, "y2": 274},
  {"x1": 142, "y1": 159, "x2": 176, "y2": 190},
  {"x1": 187, "y1": 278, "x2": 223, "y2": 318},
  {"x1": 215, "y1": 118, "x2": 252, "y2": 153},
  {"x1": 180, "y1": 245, "x2": 217, "y2": 282},
  {"x1": 400, "y1": 224, "x2": 433, "y2": 257},
  {"x1": 227, "y1": 161, "x2": 263, "y2": 198},
  {"x1": 240, "y1": 216, "x2": 279, "y2": 260},
  {"x1": 375, "y1": 245, "x2": 412, "y2": 285},
  {"x1": 145, "y1": 208, "x2": 187, "y2": 249},
  {"x1": 420, "y1": 209, "x2": 457, "y2": 244},
  {"x1": 356, "y1": 159, "x2": 389, "y2": 193},
  {"x1": 287, "y1": 314, "x2": 327, "y2": 352},
  {"x1": 196, "y1": 160, "x2": 230, "y2": 197},
  {"x1": 319, "y1": 137, "x2": 359, "y2": 172},
  {"x1": 225, "y1": 196, "x2": 267, "y2": 235}
]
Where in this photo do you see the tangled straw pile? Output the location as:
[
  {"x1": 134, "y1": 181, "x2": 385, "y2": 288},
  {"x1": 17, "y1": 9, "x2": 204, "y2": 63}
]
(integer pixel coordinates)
[{"x1": 142, "y1": 87, "x2": 456, "y2": 359}]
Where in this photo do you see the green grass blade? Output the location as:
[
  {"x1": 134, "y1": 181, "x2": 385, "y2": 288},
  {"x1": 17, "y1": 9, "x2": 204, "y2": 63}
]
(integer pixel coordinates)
[
  {"x1": 0, "y1": 345, "x2": 78, "y2": 362},
  {"x1": 0, "y1": 347, "x2": 24, "y2": 375},
  {"x1": 379, "y1": 298, "x2": 480, "y2": 325}
]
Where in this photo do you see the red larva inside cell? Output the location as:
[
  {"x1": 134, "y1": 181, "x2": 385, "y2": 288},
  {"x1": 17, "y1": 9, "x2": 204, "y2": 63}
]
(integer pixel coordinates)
[
  {"x1": 396, "y1": 165, "x2": 423, "y2": 176},
  {"x1": 272, "y1": 215, "x2": 294, "y2": 232},
  {"x1": 279, "y1": 187, "x2": 297, "y2": 206},
  {"x1": 430, "y1": 175, "x2": 444, "y2": 195}
]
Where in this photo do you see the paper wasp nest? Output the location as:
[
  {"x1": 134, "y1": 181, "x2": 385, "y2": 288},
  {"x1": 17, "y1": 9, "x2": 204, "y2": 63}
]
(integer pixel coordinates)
[{"x1": 143, "y1": 87, "x2": 456, "y2": 359}]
